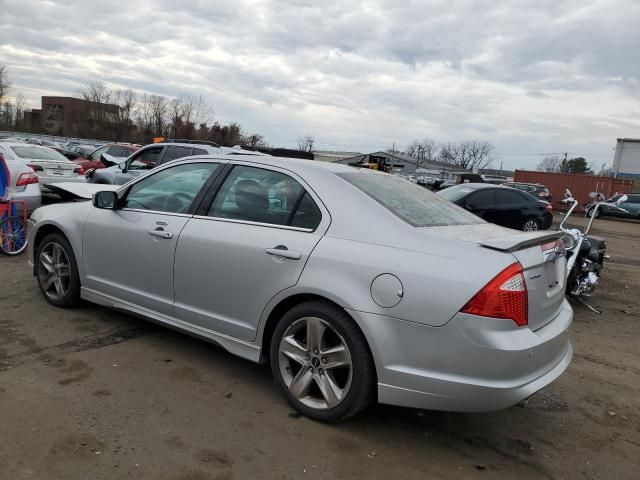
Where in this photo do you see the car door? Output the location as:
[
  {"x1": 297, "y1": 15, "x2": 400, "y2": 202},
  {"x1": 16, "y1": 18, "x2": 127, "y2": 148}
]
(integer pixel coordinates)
[
  {"x1": 463, "y1": 189, "x2": 496, "y2": 222},
  {"x1": 82, "y1": 161, "x2": 224, "y2": 314},
  {"x1": 494, "y1": 189, "x2": 528, "y2": 229},
  {"x1": 113, "y1": 145, "x2": 166, "y2": 185},
  {"x1": 173, "y1": 163, "x2": 329, "y2": 341},
  {"x1": 613, "y1": 195, "x2": 639, "y2": 218}
]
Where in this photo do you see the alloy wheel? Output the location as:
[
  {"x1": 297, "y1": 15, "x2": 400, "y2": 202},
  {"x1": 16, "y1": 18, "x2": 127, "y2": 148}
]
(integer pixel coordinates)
[
  {"x1": 38, "y1": 242, "x2": 72, "y2": 301},
  {"x1": 278, "y1": 317, "x2": 353, "y2": 410},
  {"x1": 523, "y1": 219, "x2": 539, "y2": 231}
]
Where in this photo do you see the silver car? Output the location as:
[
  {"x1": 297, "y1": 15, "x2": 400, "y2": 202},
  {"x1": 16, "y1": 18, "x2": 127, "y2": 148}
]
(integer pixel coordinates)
[
  {"x1": 0, "y1": 143, "x2": 85, "y2": 193},
  {"x1": 0, "y1": 146, "x2": 42, "y2": 214},
  {"x1": 27, "y1": 155, "x2": 573, "y2": 422},
  {"x1": 88, "y1": 142, "x2": 268, "y2": 185}
]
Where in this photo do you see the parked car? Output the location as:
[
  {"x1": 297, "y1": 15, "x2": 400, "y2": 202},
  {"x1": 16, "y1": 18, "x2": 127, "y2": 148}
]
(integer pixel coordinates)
[
  {"x1": 28, "y1": 157, "x2": 572, "y2": 422},
  {"x1": 587, "y1": 193, "x2": 640, "y2": 219},
  {"x1": 501, "y1": 182, "x2": 552, "y2": 202},
  {"x1": 87, "y1": 141, "x2": 267, "y2": 185},
  {"x1": 26, "y1": 138, "x2": 64, "y2": 149},
  {"x1": 73, "y1": 143, "x2": 141, "y2": 174},
  {"x1": 0, "y1": 150, "x2": 42, "y2": 214},
  {"x1": 438, "y1": 183, "x2": 553, "y2": 231},
  {"x1": 0, "y1": 143, "x2": 85, "y2": 194}
]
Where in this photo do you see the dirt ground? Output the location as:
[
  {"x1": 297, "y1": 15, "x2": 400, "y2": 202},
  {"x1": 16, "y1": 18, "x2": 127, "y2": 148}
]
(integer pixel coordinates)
[{"x1": 1, "y1": 213, "x2": 639, "y2": 480}]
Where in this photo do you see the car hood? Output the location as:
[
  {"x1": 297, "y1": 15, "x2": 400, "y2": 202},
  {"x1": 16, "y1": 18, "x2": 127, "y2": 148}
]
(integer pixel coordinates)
[{"x1": 44, "y1": 182, "x2": 119, "y2": 200}]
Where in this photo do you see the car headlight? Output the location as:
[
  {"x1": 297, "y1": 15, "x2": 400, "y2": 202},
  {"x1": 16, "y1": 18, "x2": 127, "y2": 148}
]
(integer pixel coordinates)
[{"x1": 560, "y1": 232, "x2": 577, "y2": 250}]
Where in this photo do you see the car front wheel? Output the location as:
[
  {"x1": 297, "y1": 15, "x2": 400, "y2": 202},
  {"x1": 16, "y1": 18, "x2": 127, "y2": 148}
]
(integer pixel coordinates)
[
  {"x1": 35, "y1": 233, "x2": 81, "y2": 308},
  {"x1": 270, "y1": 301, "x2": 375, "y2": 423}
]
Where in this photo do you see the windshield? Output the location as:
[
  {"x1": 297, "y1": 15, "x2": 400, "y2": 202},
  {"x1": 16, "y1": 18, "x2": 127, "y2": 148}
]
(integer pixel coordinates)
[
  {"x1": 437, "y1": 185, "x2": 475, "y2": 202},
  {"x1": 11, "y1": 146, "x2": 69, "y2": 162},
  {"x1": 338, "y1": 170, "x2": 483, "y2": 227}
]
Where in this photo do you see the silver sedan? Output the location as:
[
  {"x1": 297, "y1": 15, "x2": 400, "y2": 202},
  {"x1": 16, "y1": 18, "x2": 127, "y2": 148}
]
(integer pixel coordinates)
[{"x1": 27, "y1": 155, "x2": 573, "y2": 422}]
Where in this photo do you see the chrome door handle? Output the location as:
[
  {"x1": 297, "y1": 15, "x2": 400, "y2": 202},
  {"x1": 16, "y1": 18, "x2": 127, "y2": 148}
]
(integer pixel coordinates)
[
  {"x1": 265, "y1": 246, "x2": 301, "y2": 260},
  {"x1": 148, "y1": 228, "x2": 173, "y2": 239}
]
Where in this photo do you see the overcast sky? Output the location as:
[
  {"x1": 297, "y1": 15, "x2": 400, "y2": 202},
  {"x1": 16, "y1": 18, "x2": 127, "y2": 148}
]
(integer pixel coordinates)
[{"x1": 1, "y1": 0, "x2": 638, "y2": 169}]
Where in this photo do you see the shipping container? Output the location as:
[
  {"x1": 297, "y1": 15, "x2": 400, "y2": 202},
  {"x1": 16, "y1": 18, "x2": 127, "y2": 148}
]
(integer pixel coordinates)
[{"x1": 513, "y1": 171, "x2": 634, "y2": 212}]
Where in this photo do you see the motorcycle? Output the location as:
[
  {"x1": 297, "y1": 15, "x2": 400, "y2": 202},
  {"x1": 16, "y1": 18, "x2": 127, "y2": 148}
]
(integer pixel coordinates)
[{"x1": 558, "y1": 189, "x2": 629, "y2": 313}]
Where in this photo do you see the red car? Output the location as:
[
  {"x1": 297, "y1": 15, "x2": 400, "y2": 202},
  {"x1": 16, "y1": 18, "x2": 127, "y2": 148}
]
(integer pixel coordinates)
[{"x1": 73, "y1": 143, "x2": 140, "y2": 174}]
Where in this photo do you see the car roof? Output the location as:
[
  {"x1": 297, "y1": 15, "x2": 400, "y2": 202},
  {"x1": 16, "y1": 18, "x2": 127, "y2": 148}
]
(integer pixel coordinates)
[
  {"x1": 169, "y1": 153, "x2": 359, "y2": 175},
  {"x1": 450, "y1": 182, "x2": 512, "y2": 190}
]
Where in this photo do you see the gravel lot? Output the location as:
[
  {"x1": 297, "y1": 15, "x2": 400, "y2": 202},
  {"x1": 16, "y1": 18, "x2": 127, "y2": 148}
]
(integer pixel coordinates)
[{"x1": 1, "y1": 213, "x2": 639, "y2": 480}]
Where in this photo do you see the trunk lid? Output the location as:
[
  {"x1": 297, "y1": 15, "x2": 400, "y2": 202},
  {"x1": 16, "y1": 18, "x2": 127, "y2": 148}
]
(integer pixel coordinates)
[
  {"x1": 429, "y1": 223, "x2": 567, "y2": 331},
  {"x1": 30, "y1": 160, "x2": 77, "y2": 178}
]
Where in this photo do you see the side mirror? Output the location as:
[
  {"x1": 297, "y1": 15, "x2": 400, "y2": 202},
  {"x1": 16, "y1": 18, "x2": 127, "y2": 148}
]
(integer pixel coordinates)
[
  {"x1": 119, "y1": 161, "x2": 127, "y2": 172},
  {"x1": 93, "y1": 191, "x2": 118, "y2": 210},
  {"x1": 616, "y1": 195, "x2": 628, "y2": 205}
]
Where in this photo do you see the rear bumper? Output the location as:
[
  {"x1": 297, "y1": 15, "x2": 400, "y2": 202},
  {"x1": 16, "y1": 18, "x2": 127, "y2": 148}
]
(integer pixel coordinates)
[
  {"x1": 541, "y1": 212, "x2": 553, "y2": 229},
  {"x1": 348, "y1": 299, "x2": 573, "y2": 412}
]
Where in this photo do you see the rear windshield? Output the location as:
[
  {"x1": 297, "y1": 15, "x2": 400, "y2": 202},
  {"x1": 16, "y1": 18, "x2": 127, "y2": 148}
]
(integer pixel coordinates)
[
  {"x1": 11, "y1": 146, "x2": 68, "y2": 161},
  {"x1": 338, "y1": 171, "x2": 483, "y2": 227}
]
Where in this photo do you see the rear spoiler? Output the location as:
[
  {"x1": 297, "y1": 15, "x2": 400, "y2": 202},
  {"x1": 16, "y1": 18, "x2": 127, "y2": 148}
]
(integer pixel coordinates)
[{"x1": 479, "y1": 231, "x2": 562, "y2": 253}]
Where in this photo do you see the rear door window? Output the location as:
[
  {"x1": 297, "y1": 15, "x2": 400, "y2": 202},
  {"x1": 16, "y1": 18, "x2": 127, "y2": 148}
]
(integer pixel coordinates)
[
  {"x1": 208, "y1": 165, "x2": 322, "y2": 230},
  {"x1": 496, "y1": 190, "x2": 524, "y2": 204},
  {"x1": 467, "y1": 190, "x2": 495, "y2": 208}
]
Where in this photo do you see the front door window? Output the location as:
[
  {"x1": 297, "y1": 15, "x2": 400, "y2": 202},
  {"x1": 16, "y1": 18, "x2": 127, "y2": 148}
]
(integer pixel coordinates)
[{"x1": 123, "y1": 163, "x2": 221, "y2": 214}]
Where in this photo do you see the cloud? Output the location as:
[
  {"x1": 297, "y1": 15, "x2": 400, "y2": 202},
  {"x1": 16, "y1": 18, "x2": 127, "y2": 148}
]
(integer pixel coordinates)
[{"x1": 1, "y1": 0, "x2": 638, "y2": 168}]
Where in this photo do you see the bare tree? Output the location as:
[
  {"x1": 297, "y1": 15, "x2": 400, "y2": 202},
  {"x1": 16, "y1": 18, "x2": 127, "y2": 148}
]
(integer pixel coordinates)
[
  {"x1": 438, "y1": 142, "x2": 459, "y2": 164},
  {"x1": 438, "y1": 140, "x2": 493, "y2": 170},
  {"x1": 149, "y1": 94, "x2": 168, "y2": 137},
  {"x1": 406, "y1": 139, "x2": 437, "y2": 164},
  {"x1": 0, "y1": 65, "x2": 11, "y2": 105},
  {"x1": 112, "y1": 88, "x2": 136, "y2": 140},
  {"x1": 244, "y1": 134, "x2": 266, "y2": 148},
  {"x1": 297, "y1": 133, "x2": 315, "y2": 152},
  {"x1": 462, "y1": 140, "x2": 494, "y2": 170},
  {"x1": 77, "y1": 80, "x2": 112, "y2": 105},
  {"x1": 537, "y1": 156, "x2": 562, "y2": 172}
]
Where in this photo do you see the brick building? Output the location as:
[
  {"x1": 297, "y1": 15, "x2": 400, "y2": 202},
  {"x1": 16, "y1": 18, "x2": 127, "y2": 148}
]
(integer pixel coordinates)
[{"x1": 23, "y1": 96, "x2": 120, "y2": 138}]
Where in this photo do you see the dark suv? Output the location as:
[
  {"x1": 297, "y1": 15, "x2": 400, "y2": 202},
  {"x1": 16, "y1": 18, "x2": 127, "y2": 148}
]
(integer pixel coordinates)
[{"x1": 501, "y1": 182, "x2": 552, "y2": 202}]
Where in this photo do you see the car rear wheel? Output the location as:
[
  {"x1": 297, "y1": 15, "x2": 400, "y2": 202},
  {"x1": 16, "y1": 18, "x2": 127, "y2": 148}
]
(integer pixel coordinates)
[
  {"x1": 36, "y1": 233, "x2": 80, "y2": 308},
  {"x1": 523, "y1": 217, "x2": 540, "y2": 231},
  {"x1": 270, "y1": 301, "x2": 375, "y2": 423}
]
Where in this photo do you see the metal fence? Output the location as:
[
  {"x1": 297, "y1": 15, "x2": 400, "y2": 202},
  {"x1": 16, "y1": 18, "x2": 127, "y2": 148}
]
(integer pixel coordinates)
[{"x1": 514, "y1": 170, "x2": 635, "y2": 212}]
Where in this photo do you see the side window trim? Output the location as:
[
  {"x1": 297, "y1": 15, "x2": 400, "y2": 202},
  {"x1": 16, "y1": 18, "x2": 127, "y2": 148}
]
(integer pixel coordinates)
[{"x1": 285, "y1": 189, "x2": 306, "y2": 226}]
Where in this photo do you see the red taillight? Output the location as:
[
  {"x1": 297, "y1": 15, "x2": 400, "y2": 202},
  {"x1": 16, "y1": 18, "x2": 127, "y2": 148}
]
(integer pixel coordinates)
[
  {"x1": 545, "y1": 203, "x2": 553, "y2": 212},
  {"x1": 461, "y1": 262, "x2": 528, "y2": 327},
  {"x1": 27, "y1": 164, "x2": 43, "y2": 172},
  {"x1": 16, "y1": 171, "x2": 39, "y2": 187}
]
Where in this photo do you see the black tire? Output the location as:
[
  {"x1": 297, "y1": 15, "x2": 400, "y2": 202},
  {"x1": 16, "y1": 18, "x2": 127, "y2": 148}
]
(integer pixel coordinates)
[
  {"x1": 270, "y1": 300, "x2": 376, "y2": 423},
  {"x1": 522, "y1": 217, "x2": 540, "y2": 231},
  {"x1": 35, "y1": 233, "x2": 81, "y2": 308}
]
